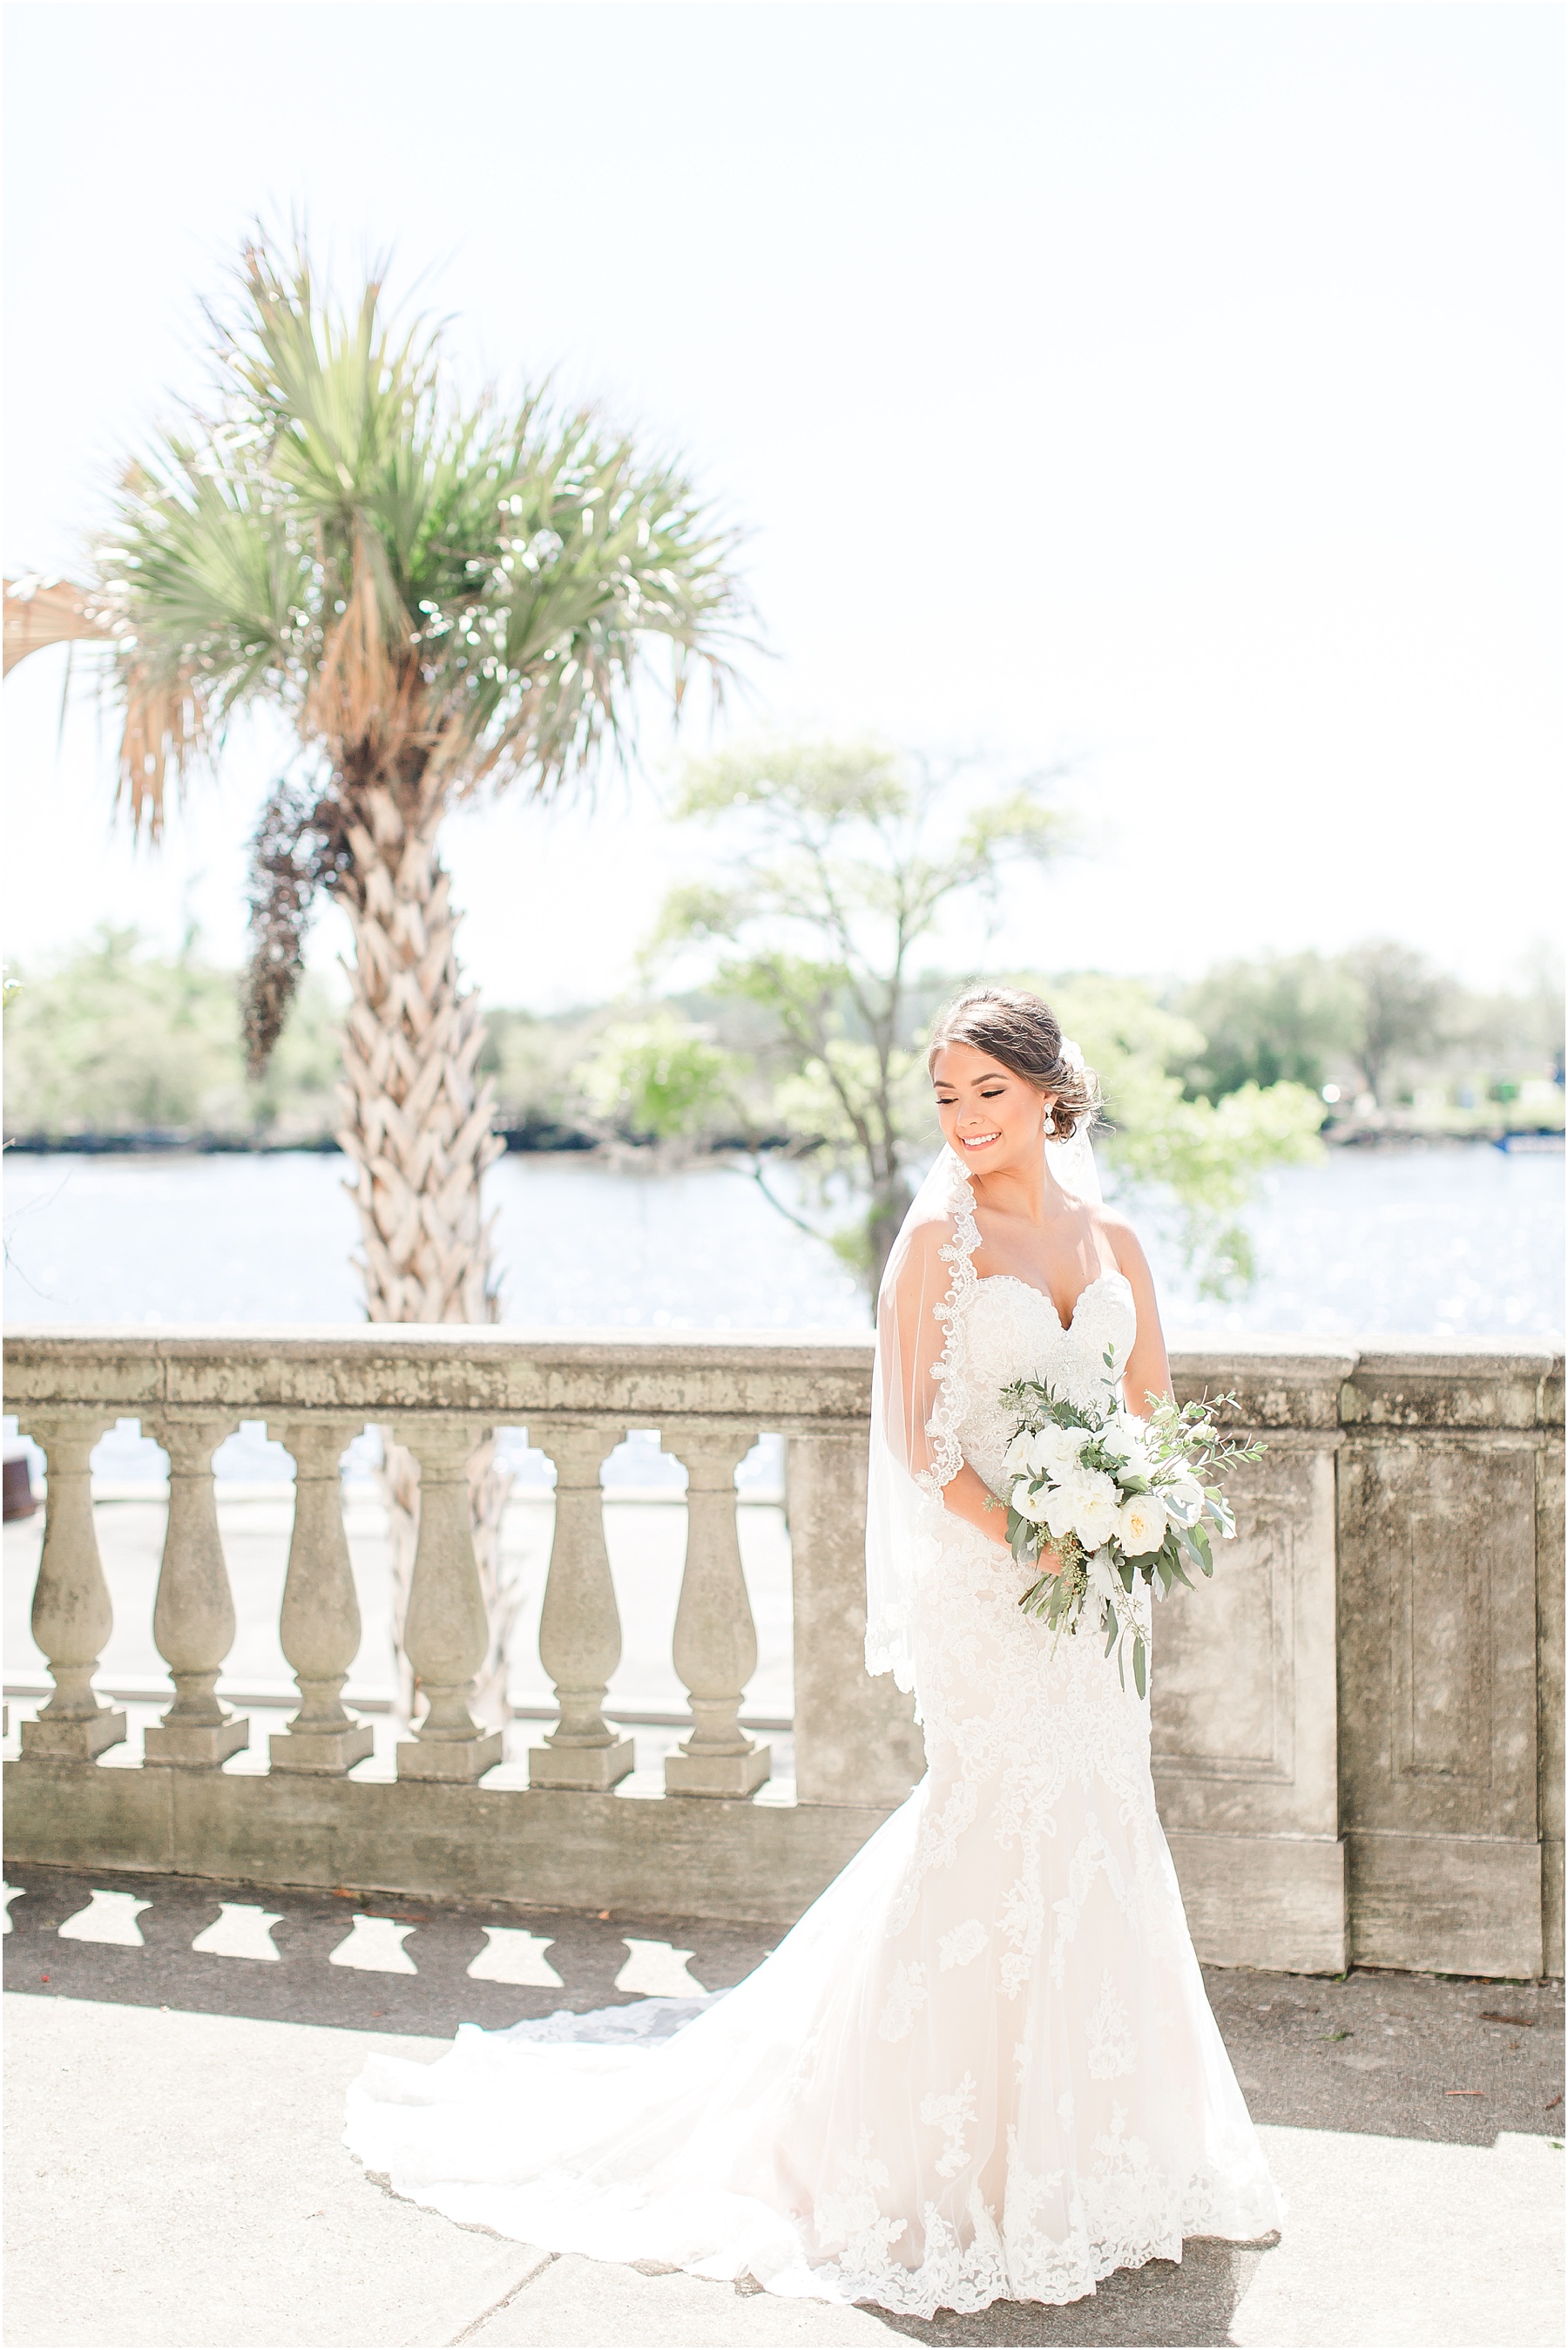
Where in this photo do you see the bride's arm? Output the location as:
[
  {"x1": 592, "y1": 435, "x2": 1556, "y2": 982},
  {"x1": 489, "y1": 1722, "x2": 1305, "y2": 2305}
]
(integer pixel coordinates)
[
  {"x1": 941, "y1": 1459, "x2": 1015, "y2": 1549},
  {"x1": 884, "y1": 1216, "x2": 1016, "y2": 1552},
  {"x1": 1100, "y1": 1213, "x2": 1173, "y2": 1418}
]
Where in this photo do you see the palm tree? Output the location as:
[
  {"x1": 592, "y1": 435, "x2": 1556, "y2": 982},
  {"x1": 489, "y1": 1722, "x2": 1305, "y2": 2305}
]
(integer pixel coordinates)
[
  {"x1": 6, "y1": 238, "x2": 745, "y2": 1725},
  {"x1": 93, "y1": 240, "x2": 743, "y2": 1318}
]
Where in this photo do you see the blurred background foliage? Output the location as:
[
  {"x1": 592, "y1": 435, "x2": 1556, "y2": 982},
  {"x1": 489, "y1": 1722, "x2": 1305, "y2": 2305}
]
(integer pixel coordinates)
[
  {"x1": 3, "y1": 925, "x2": 341, "y2": 1143},
  {"x1": 7, "y1": 929, "x2": 1559, "y2": 1153},
  {"x1": 4, "y1": 923, "x2": 1560, "y2": 1297}
]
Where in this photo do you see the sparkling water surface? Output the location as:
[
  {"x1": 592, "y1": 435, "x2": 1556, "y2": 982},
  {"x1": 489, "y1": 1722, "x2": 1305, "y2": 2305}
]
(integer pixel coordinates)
[{"x1": 3, "y1": 1144, "x2": 1560, "y2": 1340}]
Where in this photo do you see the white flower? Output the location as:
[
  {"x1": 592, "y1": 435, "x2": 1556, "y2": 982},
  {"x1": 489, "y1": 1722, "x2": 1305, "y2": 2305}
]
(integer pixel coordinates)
[
  {"x1": 1043, "y1": 1485, "x2": 1080, "y2": 1543},
  {"x1": 1075, "y1": 1488, "x2": 1121, "y2": 1551},
  {"x1": 1003, "y1": 1429, "x2": 1036, "y2": 1474},
  {"x1": 1049, "y1": 1466, "x2": 1119, "y2": 1550},
  {"x1": 1117, "y1": 1492, "x2": 1167, "y2": 1558},
  {"x1": 1159, "y1": 1474, "x2": 1205, "y2": 1527},
  {"x1": 1034, "y1": 1423, "x2": 1092, "y2": 1479},
  {"x1": 1103, "y1": 1412, "x2": 1156, "y2": 1480},
  {"x1": 1010, "y1": 1479, "x2": 1051, "y2": 1525}
]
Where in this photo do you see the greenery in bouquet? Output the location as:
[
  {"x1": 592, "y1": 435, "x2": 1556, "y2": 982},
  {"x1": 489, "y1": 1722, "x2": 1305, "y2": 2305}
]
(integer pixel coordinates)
[{"x1": 997, "y1": 1351, "x2": 1264, "y2": 1697}]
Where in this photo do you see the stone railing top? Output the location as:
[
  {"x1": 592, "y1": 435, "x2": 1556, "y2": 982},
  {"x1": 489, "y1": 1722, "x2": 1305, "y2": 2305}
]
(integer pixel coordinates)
[
  {"x1": 3, "y1": 1323, "x2": 877, "y2": 1432},
  {"x1": 4, "y1": 1324, "x2": 1562, "y2": 1433}
]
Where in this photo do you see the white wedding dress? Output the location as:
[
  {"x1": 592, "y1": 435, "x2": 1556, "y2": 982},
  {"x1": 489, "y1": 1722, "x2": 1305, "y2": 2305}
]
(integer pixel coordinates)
[{"x1": 346, "y1": 1160, "x2": 1282, "y2": 2318}]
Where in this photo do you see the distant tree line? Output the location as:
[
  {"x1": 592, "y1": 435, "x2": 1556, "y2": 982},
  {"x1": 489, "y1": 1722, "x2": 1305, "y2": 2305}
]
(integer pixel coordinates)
[
  {"x1": 3, "y1": 926, "x2": 342, "y2": 1145},
  {"x1": 1173, "y1": 942, "x2": 1564, "y2": 1112},
  {"x1": 5, "y1": 924, "x2": 1558, "y2": 1156}
]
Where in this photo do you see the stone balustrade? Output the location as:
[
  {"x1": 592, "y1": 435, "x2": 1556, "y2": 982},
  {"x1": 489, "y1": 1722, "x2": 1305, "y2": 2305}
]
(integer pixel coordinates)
[{"x1": 3, "y1": 1326, "x2": 1561, "y2": 1979}]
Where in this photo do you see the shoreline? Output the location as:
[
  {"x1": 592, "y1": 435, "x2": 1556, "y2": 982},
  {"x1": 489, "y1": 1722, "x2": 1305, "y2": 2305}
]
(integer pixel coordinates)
[{"x1": 3, "y1": 1124, "x2": 1563, "y2": 1160}]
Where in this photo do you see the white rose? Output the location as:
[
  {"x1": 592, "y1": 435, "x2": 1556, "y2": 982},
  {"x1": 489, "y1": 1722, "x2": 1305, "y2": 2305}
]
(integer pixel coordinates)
[
  {"x1": 1043, "y1": 1484, "x2": 1080, "y2": 1543},
  {"x1": 1096, "y1": 1419, "x2": 1136, "y2": 1463},
  {"x1": 1066, "y1": 1466, "x2": 1120, "y2": 1550},
  {"x1": 1035, "y1": 1423, "x2": 1092, "y2": 1479},
  {"x1": 1117, "y1": 1492, "x2": 1168, "y2": 1558},
  {"x1": 1075, "y1": 1495, "x2": 1121, "y2": 1551},
  {"x1": 1010, "y1": 1479, "x2": 1051, "y2": 1525},
  {"x1": 1003, "y1": 1430, "x2": 1036, "y2": 1475}
]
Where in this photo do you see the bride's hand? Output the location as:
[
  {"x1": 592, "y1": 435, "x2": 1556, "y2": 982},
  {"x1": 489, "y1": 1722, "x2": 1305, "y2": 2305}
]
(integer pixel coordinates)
[{"x1": 1032, "y1": 1544, "x2": 1064, "y2": 1578}]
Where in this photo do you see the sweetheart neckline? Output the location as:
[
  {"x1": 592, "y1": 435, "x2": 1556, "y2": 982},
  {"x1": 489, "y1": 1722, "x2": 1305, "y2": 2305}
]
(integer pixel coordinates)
[{"x1": 973, "y1": 1267, "x2": 1132, "y2": 1333}]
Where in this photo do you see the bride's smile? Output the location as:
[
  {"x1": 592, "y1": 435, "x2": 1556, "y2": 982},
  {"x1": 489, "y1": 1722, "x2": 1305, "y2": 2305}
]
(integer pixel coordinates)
[{"x1": 932, "y1": 1045, "x2": 1056, "y2": 1177}]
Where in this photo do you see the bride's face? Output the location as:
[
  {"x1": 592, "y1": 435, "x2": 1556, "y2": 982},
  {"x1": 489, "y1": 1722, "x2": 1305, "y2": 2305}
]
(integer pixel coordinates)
[{"x1": 930, "y1": 1044, "x2": 1054, "y2": 1174}]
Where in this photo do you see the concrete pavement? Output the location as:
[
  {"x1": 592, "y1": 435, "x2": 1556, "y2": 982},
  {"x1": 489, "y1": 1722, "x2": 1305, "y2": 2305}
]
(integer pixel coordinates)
[{"x1": 3, "y1": 1866, "x2": 1563, "y2": 2349}]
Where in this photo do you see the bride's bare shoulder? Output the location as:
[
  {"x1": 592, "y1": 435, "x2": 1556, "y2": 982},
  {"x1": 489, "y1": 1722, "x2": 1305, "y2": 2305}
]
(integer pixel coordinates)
[
  {"x1": 896, "y1": 1205, "x2": 965, "y2": 1270},
  {"x1": 1089, "y1": 1203, "x2": 1152, "y2": 1278},
  {"x1": 883, "y1": 1205, "x2": 970, "y2": 1310}
]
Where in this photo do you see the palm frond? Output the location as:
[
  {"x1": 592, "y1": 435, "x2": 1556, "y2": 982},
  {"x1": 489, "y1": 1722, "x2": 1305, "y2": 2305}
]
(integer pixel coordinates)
[
  {"x1": 83, "y1": 235, "x2": 751, "y2": 832},
  {"x1": 2, "y1": 576, "x2": 113, "y2": 674}
]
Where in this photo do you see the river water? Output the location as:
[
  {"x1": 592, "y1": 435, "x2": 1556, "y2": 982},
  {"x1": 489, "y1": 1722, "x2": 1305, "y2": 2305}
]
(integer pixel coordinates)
[{"x1": 3, "y1": 1142, "x2": 1561, "y2": 1340}]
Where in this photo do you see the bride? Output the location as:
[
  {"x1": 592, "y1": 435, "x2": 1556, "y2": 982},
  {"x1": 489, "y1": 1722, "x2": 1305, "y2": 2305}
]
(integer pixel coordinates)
[{"x1": 347, "y1": 985, "x2": 1283, "y2": 2317}]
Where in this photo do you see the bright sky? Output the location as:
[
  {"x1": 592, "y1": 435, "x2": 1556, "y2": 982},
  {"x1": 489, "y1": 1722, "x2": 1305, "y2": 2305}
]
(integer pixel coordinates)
[{"x1": 3, "y1": 2, "x2": 1562, "y2": 1010}]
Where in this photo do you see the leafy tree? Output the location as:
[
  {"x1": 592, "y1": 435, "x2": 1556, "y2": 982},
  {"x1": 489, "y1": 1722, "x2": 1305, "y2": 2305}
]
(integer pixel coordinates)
[
  {"x1": 1041, "y1": 975, "x2": 1326, "y2": 1296},
  {"x1": 642, "y1": 738, "x2": 1068, "y2": 1292},
  {"x1": 3, "y1": 927, "x2": 339, "y2": 1140},
  {"x1": 480, "y1": 1006, "x2": 602, "y2": 1148},
  {"x1": 1446, "y1": 949, "x2": 1565, "y2": 1091},
  {"x1": 1177, "y1": 952, "x2": 1362, "y2": 1101},
  {"x1": 1340, "y1": 940, "x2": 1450, "y2": 1105},
  {"x1": 578, "y1": 1011, "x2": 734, "y2": 1144}
]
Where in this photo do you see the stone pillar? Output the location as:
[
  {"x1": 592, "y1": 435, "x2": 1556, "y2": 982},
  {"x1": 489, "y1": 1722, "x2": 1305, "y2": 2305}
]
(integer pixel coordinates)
[
  {"x1": 393, "y1": 1416, "x2": 503, "y2": 1783},
  {"x1": 1154, "y1": 1350, "x2": 1355, "y2": 1975},
  {"x1": 1538, "y1": 1412, "x2": 1565, "y2": 1979},
  {"x1": 20, "y1": 1412, "x2": 127, "y2": 1761},
  {"x1": 269, "y1": 1419, "x2": 375, "y2": 1775},
  {"x1": 144, "y1": 1416, "x2": 249, "y2": 1768},
  {"x1": 787, "y1": 1431, "x2": 924, "y2": 1805},
  {"x1": 528, "y1": 1419, "x2": 634, "y2": 1791},
  {"x1": 666, "y1": 1424, "x2": 769, "y2": 1798},
  {"x1": 1339, "y1": 1346, "x2": 1552, "y2": 1980}
]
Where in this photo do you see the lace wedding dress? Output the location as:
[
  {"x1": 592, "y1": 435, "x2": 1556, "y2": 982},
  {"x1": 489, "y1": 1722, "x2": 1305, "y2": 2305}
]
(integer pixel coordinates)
[{"x1": 346, "y1": 1152, "x2": 1282, "y2": 2318}]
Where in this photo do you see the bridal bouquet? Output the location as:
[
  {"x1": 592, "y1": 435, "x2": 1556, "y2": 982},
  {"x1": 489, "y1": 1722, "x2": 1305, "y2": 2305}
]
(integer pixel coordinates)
[{"x1": 998, "y1": 1355, "x2": 1263, "y2": 1696}]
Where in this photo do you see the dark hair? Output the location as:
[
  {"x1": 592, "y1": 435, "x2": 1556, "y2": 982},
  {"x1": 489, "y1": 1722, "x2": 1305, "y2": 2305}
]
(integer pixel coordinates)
[{"x1": 926, "y1": 986, "x2": 1099, "y2": 1142}]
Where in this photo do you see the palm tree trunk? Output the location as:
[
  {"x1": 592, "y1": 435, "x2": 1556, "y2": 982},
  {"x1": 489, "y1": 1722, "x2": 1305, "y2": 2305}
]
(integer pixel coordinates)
[
  {"x1": 336, "y1": 784, "x2": 503, "y2": 1322},
  {"x1": 334, "y1": 782, "x2": 518, "y2": 1737}
]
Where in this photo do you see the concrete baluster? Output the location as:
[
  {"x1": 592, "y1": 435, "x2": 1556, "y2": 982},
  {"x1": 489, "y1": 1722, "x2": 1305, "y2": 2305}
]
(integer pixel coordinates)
[
  {"x1": 20, "y1": 1412, "x2": 128, "y2": 1761},
  {"x1": 144, "y1": 1416, "x2": 249, "y2": 1767},
  {"x1": 666, "y1": 1423, "x2": 770, "y2": 1797},
  {"x1": 787, "y1": 1431, "x2": 925, "y2": 1805},
  {"x1": 529, "y1": 1419, "x2": 635, "y2": 1791},
  {"x1": 394, "y1": 1416, "x2": 503, "y2": 1782},
  {"x1": 270, "y1": 1418, "x2": 375, "y2": 1775}
]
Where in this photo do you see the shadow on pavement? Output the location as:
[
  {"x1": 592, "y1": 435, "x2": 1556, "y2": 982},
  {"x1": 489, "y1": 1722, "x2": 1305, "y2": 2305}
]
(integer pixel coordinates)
[
  {"x1": 4, "y1": 1863, "x2": 1563, "y2": 2146},
  {"x1": 866, "y1": 2238, "x2": 1275, "y2": 2347},
  {"x1": 2, "y1": 1863, "x2": 773, "y2": 2035}
]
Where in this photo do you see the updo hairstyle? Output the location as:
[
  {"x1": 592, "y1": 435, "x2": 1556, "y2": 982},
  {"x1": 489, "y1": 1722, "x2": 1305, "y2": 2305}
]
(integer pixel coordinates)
[{"x1": 926, "y1": 986, "x2": 1100, "y2": 1143}]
